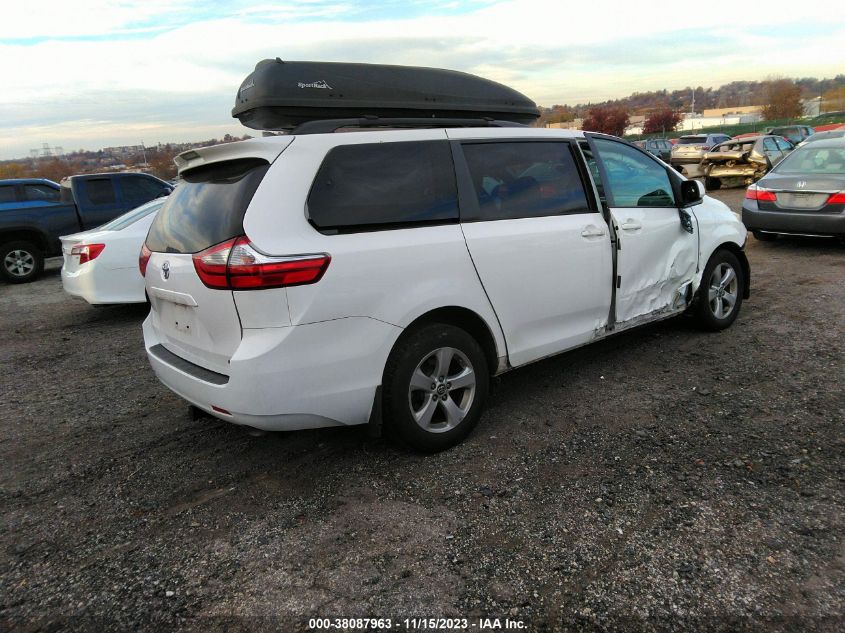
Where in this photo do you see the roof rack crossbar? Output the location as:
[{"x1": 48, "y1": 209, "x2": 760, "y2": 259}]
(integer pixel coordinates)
[{"x1": 290, "y1": 117, "x2": 528, "y2": 135}]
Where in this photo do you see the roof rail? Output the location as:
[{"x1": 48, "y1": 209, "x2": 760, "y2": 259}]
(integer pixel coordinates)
[{"x1": 290, "y1": 116, "x2": 528, "y2": 135}]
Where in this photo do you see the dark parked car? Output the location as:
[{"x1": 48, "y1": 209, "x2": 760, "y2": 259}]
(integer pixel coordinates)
[
  {"x1": 742, "y1": 138, "x2": 845, "y2": 241},
  {"x1": 701, "y1": 135, "x2": 793, "y2": 190},
  {"x1": 0, "y1": 173, "x2": 172, "y2": 283},
  {"x1": 633, "y1": 138, "x2": 673, "y2": 162},
  {"x1": 796, "y1": 128, "x2": 845, "y2": 147},
  {"x1": 767, "y1": 125, "x2": 814, "y2": 145}
]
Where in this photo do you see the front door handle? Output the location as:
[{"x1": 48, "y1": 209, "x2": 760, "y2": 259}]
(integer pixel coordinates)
[
  {"x1": 580, "y1": 225, "x2": 606, "y2": 239},
  {"x1": 621, "y1": 220, "x2": 642, "y2": 232}
]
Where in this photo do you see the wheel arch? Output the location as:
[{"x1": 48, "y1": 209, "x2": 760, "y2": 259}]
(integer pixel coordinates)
[
  {"x1": 710, "y1": 241, "x2": 751, "y2": 299},
  {"x1": 0, "y1": 228, "x2": 50, "y2": 252},
  {"x1": 396, "y1": 306, "x2": 504, "y2": 376}
]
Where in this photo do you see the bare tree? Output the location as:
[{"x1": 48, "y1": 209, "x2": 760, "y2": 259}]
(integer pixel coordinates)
[{"x1": 761, "y1": 79, "x2": 803, "y2": 120}]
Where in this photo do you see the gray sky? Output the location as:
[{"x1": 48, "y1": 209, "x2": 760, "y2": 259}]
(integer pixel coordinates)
[{"x1": 2, "y1": 0, "x2": 844, "y2": 159}]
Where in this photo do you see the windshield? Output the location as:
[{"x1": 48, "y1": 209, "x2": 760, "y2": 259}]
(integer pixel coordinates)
[
  {"x1": 772, "y1": 146, "x2": 845, "y2": 175},
  {"x1": 97, "y1": 198, "x2": 165, "y2": 231}
]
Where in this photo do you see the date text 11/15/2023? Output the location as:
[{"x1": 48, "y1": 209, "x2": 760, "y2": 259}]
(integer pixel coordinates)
[{"x1": 308, "y1": 617, "x2": 527, "y2": 630}]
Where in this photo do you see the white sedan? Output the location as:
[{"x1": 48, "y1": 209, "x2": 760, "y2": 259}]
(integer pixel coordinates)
[{"x1": 61, "y1": 198, "x2": 165, "y2": 304}]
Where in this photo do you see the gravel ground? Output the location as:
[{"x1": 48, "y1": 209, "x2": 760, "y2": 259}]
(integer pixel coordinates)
[{"x1": 1, "y1": 189, "x2": 843, "y2": 632}]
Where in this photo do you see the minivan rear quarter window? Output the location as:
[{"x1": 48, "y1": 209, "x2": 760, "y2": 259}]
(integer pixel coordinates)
[
  {"x1": 307, "y1": 141, "x2": 458, "y2": 233},
  {"x1": 145, "y1": 158, "x2": 269, "y2": 253}
]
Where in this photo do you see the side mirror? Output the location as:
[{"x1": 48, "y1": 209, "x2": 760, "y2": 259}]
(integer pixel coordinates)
[{"x1": 680, "y1": 179, "x2": 704, "y2": 206}]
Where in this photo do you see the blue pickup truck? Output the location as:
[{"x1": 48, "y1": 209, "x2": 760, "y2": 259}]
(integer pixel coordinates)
[{"x1": 0, "y1": 173, "x2": 172, "y2": 283}]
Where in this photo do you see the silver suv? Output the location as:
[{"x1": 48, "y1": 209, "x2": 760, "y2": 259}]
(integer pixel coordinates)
[{"x1": 671, "y1": 133, "x2": 732, "y2": 176}]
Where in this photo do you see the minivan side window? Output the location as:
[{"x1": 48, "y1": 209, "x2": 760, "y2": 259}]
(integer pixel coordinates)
[
  {"x1": 460, "y1": 141, "x2": 591, "y2": 221},
  {"x1": 592, "y1": 138, "x2": 675, "y2": 208},
  {"x1": 307, "y1": 141, "x2": 458, "y2": 233}
]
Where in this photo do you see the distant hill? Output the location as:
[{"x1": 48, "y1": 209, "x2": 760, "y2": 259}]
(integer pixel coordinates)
[{"x1": 537, "y1": 75, "x2": 845, "y2": 126}]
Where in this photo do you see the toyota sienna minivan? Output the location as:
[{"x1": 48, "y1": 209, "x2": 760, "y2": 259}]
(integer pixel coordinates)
[{"x1": 141, "y1": 126, "x2": 749, "y2": 451}]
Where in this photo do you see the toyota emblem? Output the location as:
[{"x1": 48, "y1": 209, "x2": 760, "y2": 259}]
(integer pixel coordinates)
[{"x1": 161, "y1": 261, "x2": 171, "y2": 280}]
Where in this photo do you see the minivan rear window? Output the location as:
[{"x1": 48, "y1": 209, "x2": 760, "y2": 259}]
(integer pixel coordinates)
[{"x1": 145, "y1": 158, "x2": 269, "y2": 253}]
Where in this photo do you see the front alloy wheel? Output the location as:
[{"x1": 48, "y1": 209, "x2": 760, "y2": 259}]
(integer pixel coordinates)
[
  {"x1": 693, "y1": 249, "x2": 744, "y2": 331},
  {"x1": 708, "y1": 262, "x2": 739, "y2": 320}
]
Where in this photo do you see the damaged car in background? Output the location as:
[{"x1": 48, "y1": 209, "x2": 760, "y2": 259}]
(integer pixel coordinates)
[{"x1": 701, "y1": 135, "x2": 794, "y2": 190}]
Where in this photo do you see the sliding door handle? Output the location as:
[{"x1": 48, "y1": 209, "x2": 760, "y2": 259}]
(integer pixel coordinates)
[{"x1": 580, "y1": 225, "x2": 607, "y2": 239}]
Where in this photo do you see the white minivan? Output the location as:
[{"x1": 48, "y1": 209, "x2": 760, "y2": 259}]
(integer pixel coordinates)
[{"x1": 141, "y1": 125, "x2": 749, "y2": 451}]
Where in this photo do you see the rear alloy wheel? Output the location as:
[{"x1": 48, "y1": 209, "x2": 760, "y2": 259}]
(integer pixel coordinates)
[
  {"x1": 384, "y1": 323, "x2": 488, "y2": 452},
  {"x1": 0, "y1": 240, "x2": 44, "y2": 284},
  {"x1": 693, "y1": 250, "x2": 744, "y2": 331},
  {"x1": 753, "y1": 230, "x2": 778, "y2": 242}
]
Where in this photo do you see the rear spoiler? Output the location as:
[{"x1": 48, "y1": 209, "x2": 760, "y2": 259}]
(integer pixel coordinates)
[{"x1": 174, "y1": 137, "x2": 293, "y2": 175}]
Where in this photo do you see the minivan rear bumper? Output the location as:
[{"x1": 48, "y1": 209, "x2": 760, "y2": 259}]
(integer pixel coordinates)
[{"x1": 143, "y1": 315, "x2": 401, "y2": 431}]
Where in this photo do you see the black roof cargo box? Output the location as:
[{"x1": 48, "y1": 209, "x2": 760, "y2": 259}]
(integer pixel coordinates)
[{"x1": 232, "y1": 59, "x2": 540, "y2": 131}]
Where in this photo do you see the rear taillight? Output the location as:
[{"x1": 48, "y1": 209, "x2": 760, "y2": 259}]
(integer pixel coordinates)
[
  {"x1": 192, "y1": 236, "x2": 330, "y2": 291},
  {"x1": 191, "y1": 239, "x2": 231, "y2": 289},
  {"x1": 139, "y1": 243, "x2": 151, "y2": 277},
  {"x1": 827, "y1": 192, "x2": 845, "y2": 204},
  {"x1": 71, "y1": 243, "x2": 105, "y2": 265},
  {"x1": 745, "y1": 185, "x2": 777, "y2": 202}
]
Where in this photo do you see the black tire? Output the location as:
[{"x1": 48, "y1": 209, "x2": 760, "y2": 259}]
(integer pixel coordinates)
[
  {"x1": 383, "y1": 323, "x2": 489, "y2": 452},
  {"x1": 704, "y1": 177, "x2": 722, "y2": 191},
  {"x1": 693, "y1": 249, "x2": 744, "y2": 331},
  {"x1": 0, "y1": 240, "x2": 44, "y2": 284},
  {"x1": 753, "y1": 230, "x2": 778, "y2": 242}
]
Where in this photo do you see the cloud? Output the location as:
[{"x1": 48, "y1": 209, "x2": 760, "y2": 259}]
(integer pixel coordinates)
[{"x1": 1, "y1": 1, "x2": 844, "y2": 158}]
